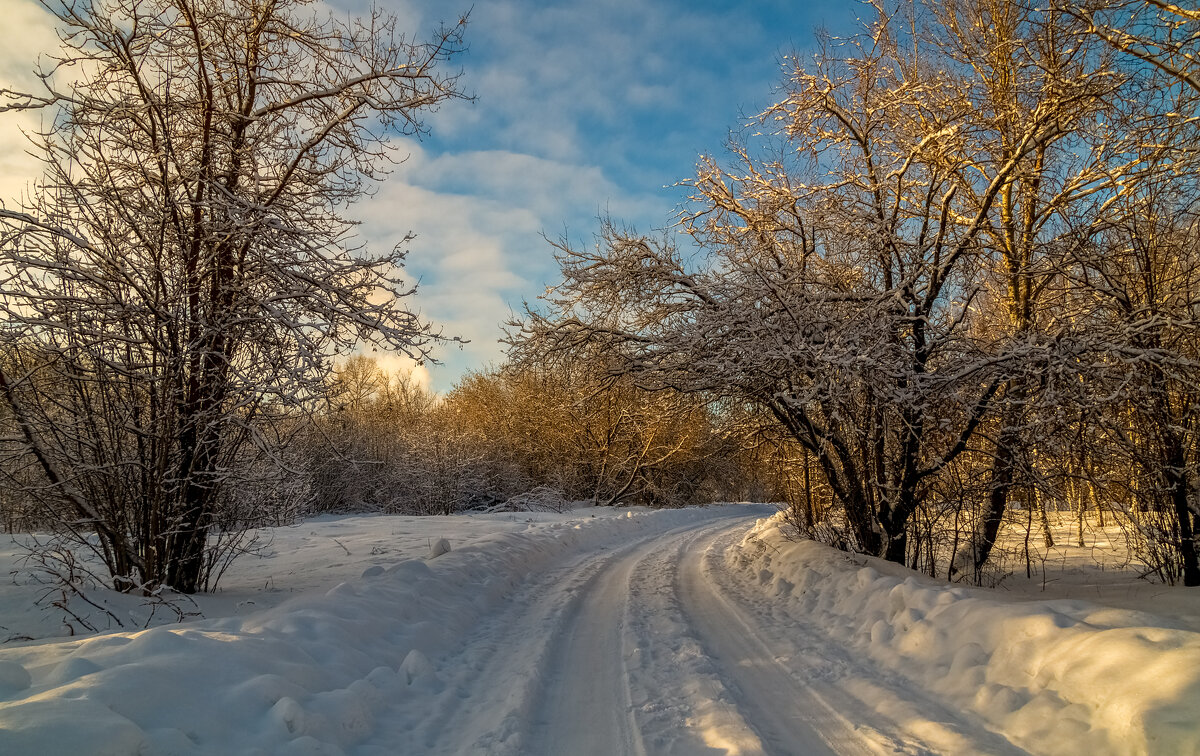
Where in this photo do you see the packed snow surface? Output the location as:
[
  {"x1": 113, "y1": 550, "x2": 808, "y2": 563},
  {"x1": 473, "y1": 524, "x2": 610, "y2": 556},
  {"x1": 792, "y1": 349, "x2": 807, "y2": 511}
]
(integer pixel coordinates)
[{"x1": 0, "y1": 505, "x2": 1198, "y2": 755}]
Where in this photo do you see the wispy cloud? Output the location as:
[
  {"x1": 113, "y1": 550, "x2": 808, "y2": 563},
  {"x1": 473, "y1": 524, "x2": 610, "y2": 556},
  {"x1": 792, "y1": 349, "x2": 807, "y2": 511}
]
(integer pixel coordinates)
[
  {"x1": 353, "y1": 140, "x2": 668, "y2": 387},
  {"x1": 0, "y1": 0, "x2": 60, "y2": 208},
  {"x1": 0, "y1": 0, "x2": 854, "y2": 391}
]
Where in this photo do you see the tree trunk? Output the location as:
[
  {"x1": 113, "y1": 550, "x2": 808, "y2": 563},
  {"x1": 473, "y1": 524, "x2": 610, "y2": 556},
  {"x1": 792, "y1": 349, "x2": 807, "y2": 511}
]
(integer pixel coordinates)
[
  {"x1": 973, "y1": 388, "x2": 1025, "y2": 573},
  {"x1": 974, "y1": 434, "x2": 1014, "y2": 574},
  {"x1": 1166, "y1": 459, "x2": 1200, "y2": 587},
  {"x1": 884, "y1": 529, "x2": 907, "y2": 564}
]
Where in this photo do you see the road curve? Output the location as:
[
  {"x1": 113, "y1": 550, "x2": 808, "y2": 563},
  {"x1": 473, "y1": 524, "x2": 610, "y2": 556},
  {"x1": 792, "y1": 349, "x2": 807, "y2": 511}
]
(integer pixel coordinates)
[{"x1": 359, "y1": 509, "x2": 1027, "y2": 756}]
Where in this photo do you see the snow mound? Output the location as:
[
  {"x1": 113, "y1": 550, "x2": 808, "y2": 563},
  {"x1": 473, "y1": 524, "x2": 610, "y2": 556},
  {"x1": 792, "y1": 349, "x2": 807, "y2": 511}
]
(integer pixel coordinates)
[{"x1": 728, "y1": 514, "x2": 1200, "y2": 756}]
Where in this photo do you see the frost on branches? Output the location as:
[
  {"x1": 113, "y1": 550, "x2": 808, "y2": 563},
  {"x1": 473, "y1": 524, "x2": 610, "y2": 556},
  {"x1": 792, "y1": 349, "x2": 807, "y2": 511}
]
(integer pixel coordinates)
[
  {"x1": 519, "y1": 0, "x2": 1200, "y2": 583},
  {"x1": 0, "y1": 0, "x2": 467, "y2": 593}
]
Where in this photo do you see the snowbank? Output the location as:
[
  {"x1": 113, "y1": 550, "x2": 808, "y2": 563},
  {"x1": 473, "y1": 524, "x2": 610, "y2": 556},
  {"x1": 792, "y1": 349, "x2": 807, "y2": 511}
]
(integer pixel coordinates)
[
  {"x1": 728, "y1": 514, "x2": 1200, "y2": 756},
  {"x1": 0, "y1": 506, "x2": 725, "y2": 755}
]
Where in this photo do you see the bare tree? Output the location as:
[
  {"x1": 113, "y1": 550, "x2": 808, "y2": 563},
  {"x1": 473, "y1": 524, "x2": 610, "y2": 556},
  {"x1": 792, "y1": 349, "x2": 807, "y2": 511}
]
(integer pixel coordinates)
[
  {"x1": 1062, "y1": 163, "x2": 1200, "y2": 585},
  {"x1": 1060, "y1": 0, "x2": 1200, "y2": 94},
  {"x1": 0, "y1": 0, "x2": 466, "y2": 593},
  {"x1": 917, "y1": 0, "x2": 1128, "y2": 574},
  {"x1": 445, "y1": 360, "x2": 740, "y2": 509},
  {"x1": 520, "y1": 5, "x2": 1025, "y2": 563},
  {"x1": 518, "y1": 2, "x2": 1136, "y2": 570},
  {"x1": 1040, "y1": 0, "x2": 1200, "y2": 584}
]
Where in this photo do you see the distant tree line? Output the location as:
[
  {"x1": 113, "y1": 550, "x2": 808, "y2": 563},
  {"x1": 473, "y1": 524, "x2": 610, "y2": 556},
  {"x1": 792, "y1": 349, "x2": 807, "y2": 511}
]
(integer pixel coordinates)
[{"x1": 302, "y1": 355, "x2": 767, "y2": 517}]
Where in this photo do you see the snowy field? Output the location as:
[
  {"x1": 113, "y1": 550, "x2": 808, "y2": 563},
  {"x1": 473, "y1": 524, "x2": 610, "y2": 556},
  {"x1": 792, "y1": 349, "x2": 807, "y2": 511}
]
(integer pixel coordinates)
[{"x1": 0, "y1": 504, "x2": 1198, "y2": 755}]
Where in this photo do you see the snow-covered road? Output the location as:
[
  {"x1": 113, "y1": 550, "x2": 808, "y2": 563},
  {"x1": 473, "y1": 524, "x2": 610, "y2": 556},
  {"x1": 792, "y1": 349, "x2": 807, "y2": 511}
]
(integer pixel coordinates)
[
  {"x1": 365, "y1": 512, "x2": 1023, "y2": 756},
  {"x1": 4, "y1": 504, "x2": 1197, "y2": 754}
]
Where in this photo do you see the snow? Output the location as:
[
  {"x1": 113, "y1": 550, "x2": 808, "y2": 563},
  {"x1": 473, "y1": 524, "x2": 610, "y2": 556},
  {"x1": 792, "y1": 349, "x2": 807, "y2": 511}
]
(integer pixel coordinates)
[
  {"x1": 0, "y1": 511, "x2": 618, "y2": 643},
  {"x1": 728, "y1": 513, "x2": 1200, "y2": 756},
  {"x1": 955, "y1": 517, "x2": 1200, "y2": 632},
  {"x1": 0, "y1": 506, "x2": 755, "y2": 754},
  {"x1": 0, "y1": 504, "x2": 1198, "y2": 755}
]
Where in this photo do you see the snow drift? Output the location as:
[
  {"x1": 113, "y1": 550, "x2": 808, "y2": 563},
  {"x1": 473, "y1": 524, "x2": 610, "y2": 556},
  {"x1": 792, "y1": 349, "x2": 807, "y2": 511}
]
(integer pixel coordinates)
[{"x1": 728, "y1": 514, "x2": 1200, "y2": 756}]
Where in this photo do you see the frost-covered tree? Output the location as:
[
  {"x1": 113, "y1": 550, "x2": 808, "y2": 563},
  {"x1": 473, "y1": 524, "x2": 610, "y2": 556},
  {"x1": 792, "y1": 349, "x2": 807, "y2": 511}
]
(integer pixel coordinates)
[
  {"x1": 1042, "y1": 0, "x2": 1200, "y2": 584},
  {"x1": 443, "y1": 361, "x2": 743, "y2": 509},
  {"x1": 519, "y1": 2, "x2": 1145, "y2": 569},
  {"x1": 1060, "y1": 0, "x2": 1200, "y2": 95},
  {"x1": 920, "y1": 0, "x2": 1126, "y2": 575},
  {"x1": 0, "y1": 0, "x2": 466, "y2": 592},
  {"x1": 1075, "y1": 181, "x2": 1200, "y2": 585},
  {"x1": 520, "y1": 10, "x2": 1039, "y2": 563}
]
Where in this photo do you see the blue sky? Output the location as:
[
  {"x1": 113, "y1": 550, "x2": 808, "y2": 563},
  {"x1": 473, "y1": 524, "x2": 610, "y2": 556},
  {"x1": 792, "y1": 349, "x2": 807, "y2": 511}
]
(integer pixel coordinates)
[
  {"x1": 0, "y1": 0, "x2": 862, "y2": 391},
  {"x1": 350, "y1": 0, "x2": 863, "y2": 389}
]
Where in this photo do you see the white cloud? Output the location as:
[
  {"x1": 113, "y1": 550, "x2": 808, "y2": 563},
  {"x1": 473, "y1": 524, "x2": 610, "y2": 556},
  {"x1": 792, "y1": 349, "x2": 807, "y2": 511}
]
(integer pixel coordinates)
[
  {"x1": 371, "y1": 351, "x2": 433, "y2": 391},
  {"x1": 1, "y1": 0, "x2": 803, "y2": 393},
  {"x1": 0, "y1": 0, "x2": 60, "y2": 209},
  {"x1": 352, "y1": 139, "x2": 669, "y2": 390},
  {"x1": 415, "y1": 0, "x2": 780, "y2": 170},
  {"x1": 0, "y1": 0, "x2": 58, "y2": 87}
]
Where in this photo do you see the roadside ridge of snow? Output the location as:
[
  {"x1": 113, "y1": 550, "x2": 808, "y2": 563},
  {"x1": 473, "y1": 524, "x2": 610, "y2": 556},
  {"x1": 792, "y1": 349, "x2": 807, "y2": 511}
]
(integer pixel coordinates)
[
  {"x1": 727, "y1": 514, "x2": 1200, "y2": 756},
  {"x1": 0, "y1": 507, "x2": 724, "y2": 755}
]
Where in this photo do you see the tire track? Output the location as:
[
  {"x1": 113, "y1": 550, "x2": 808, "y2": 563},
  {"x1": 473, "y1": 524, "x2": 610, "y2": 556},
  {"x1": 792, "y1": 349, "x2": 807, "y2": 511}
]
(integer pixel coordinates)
[
  {"x1": 361, "y1": 510, "x2": 1029, "y2": 756},
  {"x1": 371, "y1": 510, "x2": 753, "y2": 755}
]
